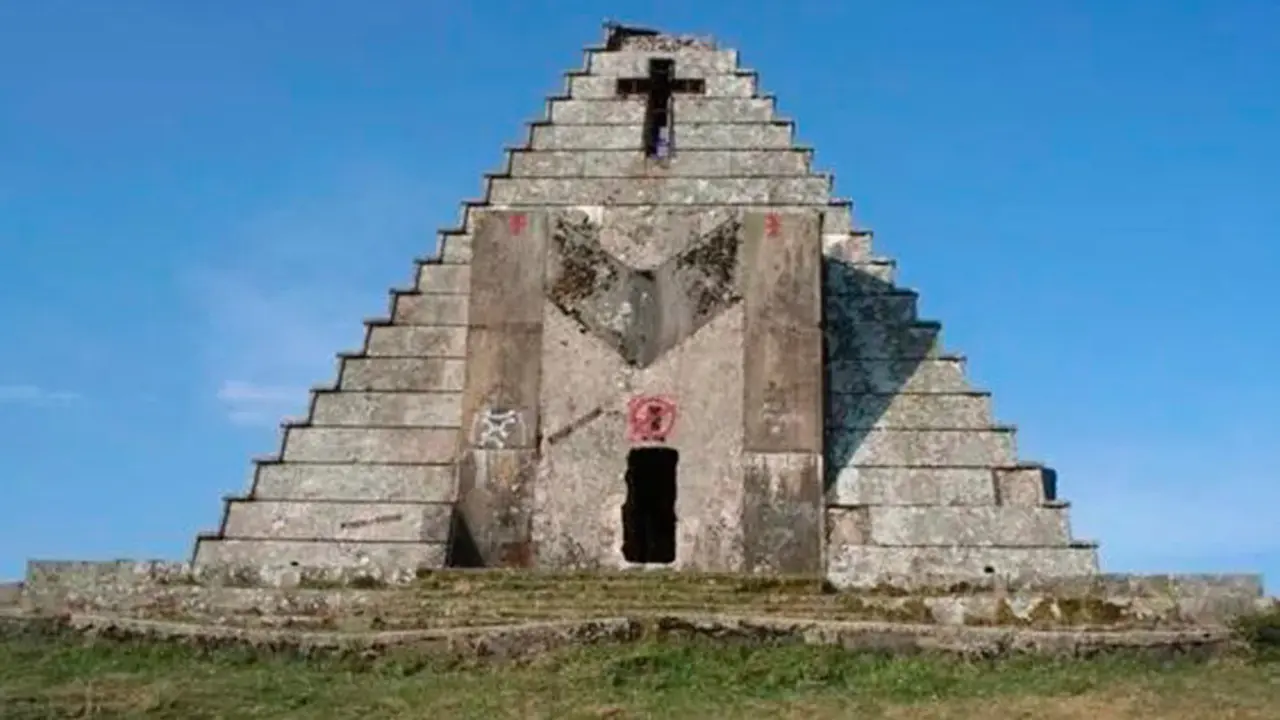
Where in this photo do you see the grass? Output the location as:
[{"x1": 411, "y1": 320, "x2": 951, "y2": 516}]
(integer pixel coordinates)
[{"x1": 1, "y1": 631, "x2": 1277, "y2": 719}]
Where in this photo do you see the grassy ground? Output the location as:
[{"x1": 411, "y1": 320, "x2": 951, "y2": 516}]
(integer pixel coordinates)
[{"x1": 1, "y1": 633, "x2": 1277, "y2": 719}]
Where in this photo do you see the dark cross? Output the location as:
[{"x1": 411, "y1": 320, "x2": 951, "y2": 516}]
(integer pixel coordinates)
[{"x1": 616, "y1": 58, "x2": 705, "y2": 158}]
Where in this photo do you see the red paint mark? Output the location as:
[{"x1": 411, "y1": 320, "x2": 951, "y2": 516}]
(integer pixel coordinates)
[
  {"x1": 508, "y1": 213, "x2": 528, "y2": 236},
  {"x1": 765, "y1": 213, "x2": 781, "y2": 237},
  {"x1": 627, "y1": 395, "x2": 678, "y2": 443}
]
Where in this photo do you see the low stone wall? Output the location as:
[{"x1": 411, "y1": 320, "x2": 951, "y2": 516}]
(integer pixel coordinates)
[
  {"x1": 17, "y1": 560, "x2": 1273, "y2": 630},
  {"x1": 0, "y1": 611, "x2": 1245, "y2": 662}
]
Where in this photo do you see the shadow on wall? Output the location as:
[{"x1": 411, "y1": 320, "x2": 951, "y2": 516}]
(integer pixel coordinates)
[{"x1": 822, "y1": 256, "x2": 940, "y2": 492}]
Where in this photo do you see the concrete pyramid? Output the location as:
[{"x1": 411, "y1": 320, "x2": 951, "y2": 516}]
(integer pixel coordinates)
[{"x1": 193, "y1": 25, "x2": 1099, "y2": 587}]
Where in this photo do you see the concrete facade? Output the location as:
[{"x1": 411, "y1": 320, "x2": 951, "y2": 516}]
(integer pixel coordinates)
[{"x1": 191, "y1": 26, "x2": 1100, "y2": 584}]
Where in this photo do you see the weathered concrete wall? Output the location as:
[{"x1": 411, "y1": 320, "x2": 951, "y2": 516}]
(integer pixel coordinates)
[
  {"x1": 739, "y1": 211, "x2": 824, "y2": 574},
  {"x1": 455, "y1": 210, "x2": 548, "y2": 567},
  {"x1": 533, "y1": 204, "x2": 749, "y2": 569}
]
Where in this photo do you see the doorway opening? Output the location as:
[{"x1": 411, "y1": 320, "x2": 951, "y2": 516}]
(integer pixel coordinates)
[{"x1": 621, "y1": 447, "x2": 678, "y2": 564}]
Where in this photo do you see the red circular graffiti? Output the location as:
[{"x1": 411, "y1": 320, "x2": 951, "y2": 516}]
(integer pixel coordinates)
[{"x1": 627, "y1": 395, "x2": 677, "y2": 442}]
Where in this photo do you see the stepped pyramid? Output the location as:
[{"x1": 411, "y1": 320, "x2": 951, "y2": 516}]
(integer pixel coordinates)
[{"x1": 193, "y1": 24, "x2": 1100, "y2": 587}]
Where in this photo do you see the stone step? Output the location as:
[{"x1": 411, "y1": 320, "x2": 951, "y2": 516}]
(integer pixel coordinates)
[
  {"x1": 508, "y1": 149, "x2": 813, "y2": 177},
  {"x1": 436, "y1": 233, "x2": 472, "y2": 263},
  {"x1": 391, "y1": 293, "x2": 469, "y2": 326},
  {"x1": 826, "y1": 291, "x2": 918, "y2": 324},
  {"x1": 337, "y1": 357, "x2": 466, "y2": 392},
  {"x1": 415, "y1": 264, "x2": 470, "y2": 294},
  {"x1": 827, "y1": 467, "x2": 999, "y2": 506},
  {"x1": 308, "y1": 390, "x2": 462, "y2": 428},
  {"x1": 826, "y1": 391, "x2": 994, "y2": 429},
  {"x1": 585, "y1": 49, "x2": 740, "y2": 77},
  {"x1": 569, "y1": 72, "x2": 757, "y2": 99},
  {"x1": 191, "y1": 539, "x2": 448, "y2": 569},
  {"x1": 829, "y1": 428, "x2": 1017, "y2": 468},
  {"x1": 219, "y1": 500, "x2": 453, "y2": 543},
  {"x1": 827, "y1": 357, "x2": 973, "y2": 395},
  {"x1": 825, "y1": 321, "x2": 942, "y2": 360},
  {"x1": 530, "y1": 122, "x2": 794, "y2": 151},
  {"x1": 547, "y1": 97, "x2": 776, "y2": 124},
  {"x1": 249, "y1": 462, "x2": 456, "y2": 502},
  {"x1": 362, "y1": 326, "x2": 467, "y2": 358},
  {"x1": 485, "y1": 176, "x2": 831, "y2": 205},
  {"x1": 17, "y1": 566, "x2": 1265, "y2": 631},
  {"x1": 827, "y1": 545, "x2": 1101, "y2": 589},
  {"x1": 827, "y1": 506, "x2": 1072, "y2": 548},
  {"x1": 280, "y1": 427, "x2": 457, "y2": 464},
  {"x1": 823, "y1": 230, "x2": 875, "y2": 263}
]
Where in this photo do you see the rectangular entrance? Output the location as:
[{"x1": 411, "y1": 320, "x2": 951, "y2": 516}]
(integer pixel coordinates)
[{"x1": 621, "y1": 447, "x2": 678, "y2": 564}]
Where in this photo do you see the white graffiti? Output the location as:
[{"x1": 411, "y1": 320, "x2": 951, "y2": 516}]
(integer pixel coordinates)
[{"x1": 472, "y1": 408, "x2": 527, "y2": 449}]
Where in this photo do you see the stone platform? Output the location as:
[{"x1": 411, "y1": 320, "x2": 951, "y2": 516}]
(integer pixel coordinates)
[{"x1": 3, "y1": 561, "x2": 1273, "y2": 660}]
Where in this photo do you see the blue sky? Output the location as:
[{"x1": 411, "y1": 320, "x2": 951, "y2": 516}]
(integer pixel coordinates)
[{"x1": 1, "y1": 1, "x2": 1277, "y2": 590}]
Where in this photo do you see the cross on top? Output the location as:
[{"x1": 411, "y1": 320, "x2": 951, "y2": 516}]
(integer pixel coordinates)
[{"x1": 616, "y1": 58, "x2": 706, "y2": 158}]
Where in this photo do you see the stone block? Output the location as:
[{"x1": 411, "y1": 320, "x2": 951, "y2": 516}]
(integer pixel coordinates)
[
  {"x1": 826, "y1": 545, "x2": 1101, "y2": 588},
  {"x1": 548, "y1": 98, "x2": 777, "y2": 125},
  {"x1": 822, "y1": 233, "x2": 873, "y2": 262},
  {"x1": 529, "y1": 123, "x2": 793, "y2": 151},
  {"x1": 280, "y1": 427, "x2": 457, "y2": 464},
  {"x1": 469, "y1": 210, "x2": 549, "y2": 327},
  {"x1": 825, "y1": 322, "x2": 942, "y2": 360},
  {"x1": 309, "y1": 391, "x2": 463, "y2": 428},
  {"x1": 221, "y1": 500, "x2": 452, "y2": 543},
  {"x1": 741, "y1": 210, "x2": 823, "y2": 326},
  {"x1": 826, "y1": 467, "x2": 998, "y2": 506},
  {"x1": 339, "y1": 358, "x2": 467, "y2": 392},
  {"x1": 193, "y1": 539, "x2": 447, "y2": 569},
  {"x1": 822, "y1": 258, "x2": 899, "y2": 292},
  {"x1": 485, "y1": 177, "x2": 830, "y2": 205},
  {"x1": 439, "y1": 235, "x2": 472, "y2": 263},
  {"x1": 825, "y1": 292, "x2": 918, "y2": 324},
  {"x1": 455, "y1": 449, "x2": 537, "y2": 567},
  {"x1": 508, "y1": 149, "x2": 811, "y2": 178},
  {"x1": 673, "y1": 97, "x2": 775, "y2": 123},
  {"x1": 364, "y1": 326, "x2": 467, "y2": 357},
  {"x1": 392, "y1": 293, "x2": 469, "y2": 325},
  {"x1": 835, "y1": 428, "x2": 1017, "y2": 468},
  {"x1": 826, "y1": 392, "x2": 994, "y2": 429},
  {"x1": 460, "y1": 327, "x2": 542, "y2": 449},
  {"x1": 863, "y1": 506, "x2": 1071, "y2": 547},
  {"x1": 549, "y1": 99, "x2": 646, "y2": 124},
  {"x1": 251, "y1": 463, "x2": 456, "y2": 502},
  {"x1": 568, "y1": 73, "x2": 756, "y2": 99},
  {"x1": 997, "y1": 466, "x2": 1049, "y2": 506},
  {"x1": 416, "y1": 264, "x2": 470, "y2": 294},
  {"x1": 741, "y1": 452, "x2": 823, "y2": 574},
  {"x1": 827, "y1": 358, "x2": 970, "y2": 394},
  {"x1": 744, "y1": 325, "x2": 823, "y2": 452},
  {"x1": 586, "y1": 49, "x2": 739, "y2": 76}
]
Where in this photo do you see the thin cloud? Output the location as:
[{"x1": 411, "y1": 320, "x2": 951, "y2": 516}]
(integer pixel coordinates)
[
  {"x1": 0, "y1": 384, "x2": 81, "y2": 407},
  {"x1": 216, "y1": 380, "x2": 306, "y2": 428},
  {"x1": 186, "y1": 164, "x2": 437, "y2": 428}
]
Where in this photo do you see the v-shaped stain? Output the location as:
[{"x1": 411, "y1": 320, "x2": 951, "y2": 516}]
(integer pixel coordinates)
[{"x1": 547, "y1": 214, "x2": 743, "y2": 368}]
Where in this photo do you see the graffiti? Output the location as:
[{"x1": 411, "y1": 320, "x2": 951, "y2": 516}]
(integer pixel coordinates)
[
  {"x1": 627, "y1": 395, "x2": 677, "y2": 443},
  {"x1": 339, "y1": 513, "x2": 404, "y2": 531},
  {"x1": 765, "y1": 213, "x2": 781, "y2": 237},
  {"x1": 508, "y1": 213, "x2": 528, "y2": 236},
  {"x1": 472, "y1": 407, "x2": 528, "y2": 449}
]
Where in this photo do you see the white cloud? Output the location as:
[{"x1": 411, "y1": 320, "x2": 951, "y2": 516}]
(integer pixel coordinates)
[
  {"x1": 0, "y1": 384, "x2": 81, "y2": 407},
  {"x1": 216, "y1": 380, "x2": 306, "y2": 428}
]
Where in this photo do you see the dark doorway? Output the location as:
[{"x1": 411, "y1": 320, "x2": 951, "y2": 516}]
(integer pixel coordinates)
[{"x1": 621, "y1": 447, "x2": 678, "y2": 564}]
